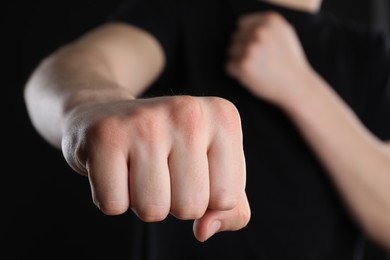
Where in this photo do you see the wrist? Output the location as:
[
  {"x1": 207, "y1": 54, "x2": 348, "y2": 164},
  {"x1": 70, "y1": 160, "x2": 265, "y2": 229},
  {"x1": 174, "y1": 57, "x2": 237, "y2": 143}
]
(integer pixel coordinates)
[
  {"x1": 280, "y1": 70, "x2": 344, "y2": 126},
  {"x1": 63, "y1": 86, "x2": 136, "y2": 115},
  {"x1": 273, "y1": 67, "x2": 323, "y2": 111}
]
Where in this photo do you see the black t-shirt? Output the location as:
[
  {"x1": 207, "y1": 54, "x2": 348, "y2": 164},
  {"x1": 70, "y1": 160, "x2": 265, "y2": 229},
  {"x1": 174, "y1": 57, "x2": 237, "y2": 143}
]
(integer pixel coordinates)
[{"x1": 108, "y1": 0, "x2": 390, "y2": 259}]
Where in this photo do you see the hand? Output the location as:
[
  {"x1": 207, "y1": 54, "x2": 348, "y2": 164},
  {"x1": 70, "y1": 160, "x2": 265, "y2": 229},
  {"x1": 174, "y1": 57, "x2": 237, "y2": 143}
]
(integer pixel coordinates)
[
  {"x1": 226, "y1": 11, "x2": 314, "y2": 107},
  {"x1": 61, "y1": 95, "x2": 250, "y2": 241}
]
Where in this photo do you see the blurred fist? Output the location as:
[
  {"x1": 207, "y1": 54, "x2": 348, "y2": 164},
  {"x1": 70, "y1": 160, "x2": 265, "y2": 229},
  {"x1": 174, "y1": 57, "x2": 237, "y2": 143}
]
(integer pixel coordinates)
[{"x1": 226, "y1": 11, "x2": 313, "y2": 106}]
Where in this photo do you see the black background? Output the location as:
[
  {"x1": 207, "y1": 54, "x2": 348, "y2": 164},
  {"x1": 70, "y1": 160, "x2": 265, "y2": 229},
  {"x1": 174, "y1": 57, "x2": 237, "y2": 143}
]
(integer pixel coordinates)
[{"x1": 2, "y1": 0, "x2": 389, "y2": 259}]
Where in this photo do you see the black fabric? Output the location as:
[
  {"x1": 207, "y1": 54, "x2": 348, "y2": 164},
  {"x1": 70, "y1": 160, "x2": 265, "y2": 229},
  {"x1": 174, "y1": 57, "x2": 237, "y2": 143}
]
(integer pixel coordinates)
[{"x1": 106, "y1": 0, "x2": 390, "y2": 259}]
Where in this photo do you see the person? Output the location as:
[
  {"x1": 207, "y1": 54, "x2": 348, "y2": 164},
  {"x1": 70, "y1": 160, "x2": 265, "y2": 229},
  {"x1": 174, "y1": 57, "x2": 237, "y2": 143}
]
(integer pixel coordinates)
[{"x1": 23, "y1": 0, "x2": 390, "y2": 259}]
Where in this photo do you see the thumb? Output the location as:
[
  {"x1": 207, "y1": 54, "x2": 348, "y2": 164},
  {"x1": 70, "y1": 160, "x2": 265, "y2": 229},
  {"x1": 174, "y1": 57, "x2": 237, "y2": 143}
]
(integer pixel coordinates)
[{"x1": 193, "y1": 192, "x2": 251, "y2": 242}]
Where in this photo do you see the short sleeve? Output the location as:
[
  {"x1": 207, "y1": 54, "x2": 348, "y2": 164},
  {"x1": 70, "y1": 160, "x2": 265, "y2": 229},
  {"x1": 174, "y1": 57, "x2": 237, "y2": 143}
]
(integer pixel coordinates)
[{"x1": 106, "y1": 0, "x2": 178, "y2": 61}]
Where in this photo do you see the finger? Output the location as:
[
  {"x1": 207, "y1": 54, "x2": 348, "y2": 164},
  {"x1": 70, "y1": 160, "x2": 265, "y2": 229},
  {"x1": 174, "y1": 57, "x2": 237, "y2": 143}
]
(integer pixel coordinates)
[
  {"x1": 193, "y1": 192, "x2": 251, "y2": 242},
  {"x1": 87, "y1": 145, "x2": 130, "y2": 215},
  {"x1": 168, "y1": 140, "x2": 209, "y2": 220},
  {"x1": 207, "y1": 104, "x2": 246, "y2": 210},
  {"x1": 208, "y1": 138, "x2": 246, "y2": 210},
  {"x1": 227, "y1": 38, "x2": 246, "y2": 60},
  {"x1": 237, "y1": 12, "x2": 268, "y2": 30},
  {"x1": 129, "y1": 145, "x2": 171, "y2": 222},
  {"x1": 226, "y1": 17, "x2": 263, "y2": 72}
]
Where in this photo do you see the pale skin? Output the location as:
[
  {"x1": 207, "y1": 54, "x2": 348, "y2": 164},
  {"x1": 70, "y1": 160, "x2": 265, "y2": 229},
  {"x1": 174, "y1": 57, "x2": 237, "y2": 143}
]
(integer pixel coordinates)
[
  {"x1": 24, "y1": 0, "x2": 390, "y2": 249},
  {"x1": 226, "y1": 3, "x2": 390, "y2": 249}
]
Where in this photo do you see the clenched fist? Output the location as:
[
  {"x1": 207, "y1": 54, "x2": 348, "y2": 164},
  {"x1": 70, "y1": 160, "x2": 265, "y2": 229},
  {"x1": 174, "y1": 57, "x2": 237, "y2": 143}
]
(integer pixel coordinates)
[
  {"x1": 226, "y1": 11, "x2": 315, "y2": 108},
  {"x1": 61, "y1": 95, "x2": 250, "y2": 241}
]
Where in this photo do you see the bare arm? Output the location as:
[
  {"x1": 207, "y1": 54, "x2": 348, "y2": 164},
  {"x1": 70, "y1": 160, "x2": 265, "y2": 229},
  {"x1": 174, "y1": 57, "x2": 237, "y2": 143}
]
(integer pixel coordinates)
[
  {"x1": 24, "y1": 23, "x2": 165, "y2": 148},
  {"x1": 24, "y1": 22, "x2": 250, "y2": 242},
  {"x1": 285, "y1": 70, "x2": 390, "y2": 249},
  {"x1": 227, "y1": 12, "x2": 390, "y2": 250}
]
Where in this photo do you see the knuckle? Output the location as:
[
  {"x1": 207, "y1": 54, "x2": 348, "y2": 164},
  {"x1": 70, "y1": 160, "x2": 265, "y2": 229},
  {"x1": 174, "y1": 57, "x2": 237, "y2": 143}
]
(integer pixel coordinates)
[
  {"x1": 171, "y1": 204, "x2": 207, "y2": 220},
  {"x1": 170, "y1": 96, "x2": 204, "y2": 139},
  {"x1": 98, "y1": 200, "x2": 128, "y2": 216},
  {"x1": 131, "y1": 107, "x2": 163, "y2": 144},
  {"x1": 134, "y1": 204, "x2": 169, "y2": 222},
  {"x1": 208, "y1": 96, "x2": 236, "y2": 113},
  {"x1": 171, "y1": 96, "x2": 203, "y2": 122},
  {"x1": 253, "y1": 27, "x2": 271, "y2": 43},
  {"x1": 263, "y1": 11, "x2": 282, "y2": 22},
  {"x1": 253, "y1": 26, "x2": 264, "y2": 39},
  {"x1": 209, "y1": 97, "x2": 242, "y2": 134},
  {"x1": 237, "y1": 13, "x2": 259, "y2": 28},
  {"x1": 89, "y1": 116, "x2": 123, "y2": 144}
]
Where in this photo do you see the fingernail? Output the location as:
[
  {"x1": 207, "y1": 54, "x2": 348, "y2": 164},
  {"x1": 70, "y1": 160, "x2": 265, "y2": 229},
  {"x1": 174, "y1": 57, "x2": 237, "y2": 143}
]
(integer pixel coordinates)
[{"x1": 205, "y1": 220, "x2": 221, "y2": 241}]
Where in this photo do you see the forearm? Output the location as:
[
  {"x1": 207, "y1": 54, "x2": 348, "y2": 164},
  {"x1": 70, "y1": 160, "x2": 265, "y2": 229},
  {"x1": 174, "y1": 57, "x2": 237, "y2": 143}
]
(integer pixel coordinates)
[
  {"x1": 226, "y1": 8, "x2": 390, "y2": 250},
  {"x1": 281, "y1": 70, "x2": 390, "y2": 249},
  {"x1": 24, "y1": 23, "x2": 165, "y2": 149},
  {"x1": 24, "y1": 44, "x2": 133, "y2": 148}
]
